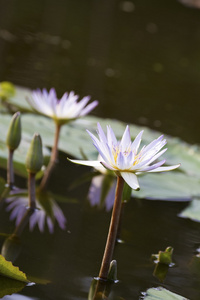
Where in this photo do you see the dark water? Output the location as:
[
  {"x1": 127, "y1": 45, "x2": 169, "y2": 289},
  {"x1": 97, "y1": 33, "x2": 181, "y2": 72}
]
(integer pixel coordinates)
[{"x1": 1, "y1": 0, "x2": 200, "y2": 299}]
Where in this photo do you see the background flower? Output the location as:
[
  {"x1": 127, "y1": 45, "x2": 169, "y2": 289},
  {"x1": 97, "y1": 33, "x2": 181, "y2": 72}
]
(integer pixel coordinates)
[{"x1": 27, "y1": 88, "x2": 98, "y2": 125}]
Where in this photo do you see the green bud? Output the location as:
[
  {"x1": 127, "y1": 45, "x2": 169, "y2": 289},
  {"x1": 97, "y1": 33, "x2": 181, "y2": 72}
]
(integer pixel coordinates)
[
  {"x1": 6, "y1": 112, "x2": 21, "y2": 150},
  {"x1": 107, "y1": 260, "x2": 117, "y2": 282},
  {"x1": 25, "y1": 133, "x2": 43, "y2": 174}
]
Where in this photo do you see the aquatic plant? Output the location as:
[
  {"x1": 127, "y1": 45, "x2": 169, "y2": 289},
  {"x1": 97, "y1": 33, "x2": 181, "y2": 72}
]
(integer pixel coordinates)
[
  {"x1": 69, "y1": 123, "x2": 180, "y2": 280},
  {"x1": 27, "y1": 88, "x2": 98, "y2": 191}
]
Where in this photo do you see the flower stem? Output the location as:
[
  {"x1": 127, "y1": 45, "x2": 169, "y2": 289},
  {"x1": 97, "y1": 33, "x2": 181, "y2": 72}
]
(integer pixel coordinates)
[
  {"x1": 39, "y1": 123, "x2": 61, "y2": 191},
  {"x1": 7, "y1": 149, "x2": 14, "y2": 188},
  {"x1": 98, "y1": 176, "x2": 124, "y2": 280},
  {"x1": 28, "y1": 172, "x2": 36, "y2": 210}
]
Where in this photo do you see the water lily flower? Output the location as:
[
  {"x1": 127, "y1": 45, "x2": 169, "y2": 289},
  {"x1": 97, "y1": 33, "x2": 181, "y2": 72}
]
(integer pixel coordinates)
[
  {"x1": 27, "y1": 88, "x2": 98, "y2": 191},
  {"x1": 6, "y1": 196, "x2": 66, "y2": 233},
  {"x1": 69, "y1": 123, "x2": 180, "y2": 190},
  {"x1": 27, "y1": 88, "x2": 98, "y2": 125}
]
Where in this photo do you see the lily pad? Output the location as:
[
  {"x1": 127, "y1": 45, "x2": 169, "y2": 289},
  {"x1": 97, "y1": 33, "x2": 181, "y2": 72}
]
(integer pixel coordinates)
[
  {"x1": 136, "y1": 172, "x2": 200, "y2": 201},
  {"x1": 142, "y1": 286, "x2": 189, "y2": 299},
  {"x1": 0, "y1": 114, "x2": 50, "y2": 177},
  {"x1": 1, "y1": 86, "x2": 200, "y2": 201},
  {"x1": 178, "y1": 198, "x2": 200, "y2": 222}
]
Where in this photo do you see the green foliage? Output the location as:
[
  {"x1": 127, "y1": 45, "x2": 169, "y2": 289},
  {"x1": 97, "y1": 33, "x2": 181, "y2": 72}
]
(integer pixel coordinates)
[
  {"x1": 0, "y1": 254, "x2": 30, "y2": 297},
  {"x1": 0, "y1": 276, "x2": 26, "y2": 298},
  {"x1": 152, "y1": 247, "x2": 174, "y2": 265},
  {"x1": 0, "y1": 82, "x2": 15, "y2": 101},
  {"x1": 0, "y1": 254, "x2": 29, "y2": 282},
  {"x1": 1, "y1": 86, "x2": 200, "y2": 202},
  {"x1": 142, "y1": 286, "x2": 189, "y2": 299},
  {"x1": 179, "y1": 198, "x2": 200, "y2": 222}
]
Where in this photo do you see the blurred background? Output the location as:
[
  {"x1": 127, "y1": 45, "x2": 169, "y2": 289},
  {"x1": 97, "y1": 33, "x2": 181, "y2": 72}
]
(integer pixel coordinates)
[{"x1": 0, "y1": 0, "x2": 200, "y2": 142}]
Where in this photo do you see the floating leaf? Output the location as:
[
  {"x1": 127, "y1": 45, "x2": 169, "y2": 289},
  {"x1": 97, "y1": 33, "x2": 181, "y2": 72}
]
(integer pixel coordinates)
[
  {"x1": 0, "y1": 254, "x2": 29, "y2": 283},
  {"x1": 0, "y1": 114, "x2": 50, "y2": 177},
  {"x1": 178, "y1": 198, "x2": 200, "y2": 222},
  {"x1": 1, "y1": 86, "x2": 200, "y2": 200},
  {"x1": 0, "y1": 275, "x2": 26, "y2": 298},
  {"x1": 142, "y1": 286, "x2": 189, "y2": 299}
]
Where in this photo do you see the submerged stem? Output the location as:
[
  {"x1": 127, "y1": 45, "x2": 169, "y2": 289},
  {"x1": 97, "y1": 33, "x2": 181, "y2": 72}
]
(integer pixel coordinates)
[
  {"x1": 7, "y1": 149, "x2": 14, "y2": 188},
  {"x1": 98, "y1": 176, "x2": 124, "y2": 280},
  {"x1": 28, "y1": 172, "x2": 36, "y2": 210},
  {"x1": 39, "y1": 123, "x2": 61, "y2": 191}
]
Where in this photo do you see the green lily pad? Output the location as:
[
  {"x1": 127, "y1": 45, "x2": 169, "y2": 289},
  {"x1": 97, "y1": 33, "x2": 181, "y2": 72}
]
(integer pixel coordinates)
[
  {"x1": 178, "y1": 198, "x2": 200, "y2": 222},
  {"x1": 1, "y1": 86, "x2": 200, "y2": 201},
  {"x1": 142, "y1": 286, "x2": 189, "y2": 299},
  {"x1": 135, "y1": 172, "x2": 200, "y2": 201}
]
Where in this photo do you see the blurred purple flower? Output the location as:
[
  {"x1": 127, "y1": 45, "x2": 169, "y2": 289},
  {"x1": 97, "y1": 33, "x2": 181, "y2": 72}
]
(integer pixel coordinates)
[
  {"x1": 27, "y1": 88, "x2": 98, "y2": 125},
  {"x1": 88, "y1": 174, "x2": 116, "y2": 212},
  {"x1": 6, "y1": 196, "x2": 66, "y2": 233}
]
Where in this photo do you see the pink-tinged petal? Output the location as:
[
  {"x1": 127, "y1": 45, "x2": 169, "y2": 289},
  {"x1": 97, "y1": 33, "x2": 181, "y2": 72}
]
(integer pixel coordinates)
[
  {"x1": 87, "y1": 129, "x2": 112, "y2": 164},
  {"x1": 107, "y1": 125, "x2": 117, "y2": 146},
  {"x1": 97, "y1": 123, "x2": 107, "y2": 144},
  {"x1": 68, "y1": 158, "x2": 102, "y2": 168},
  {"x1": 72, "y1": 96, "x2": 91, "y2": 116},
  {"x1": 120, "y1": 125, "x2": 131, "y2": 149},
  {"x1": 80, "y1": 100, "x2": 98, "y2": 116},
  {"x1": 147, "y1": 148, "x2": 167, "y2": 165},
  {"x1": 131, "y1": 130, "x2": 143, "y2": 153},
  {"x1": 147, "y1": 164, "x2": 180, "y2": 173},
  {"x1": 38, "y1": 211, "x2": 45, "y2": 232},
  {"x1": 142, "y1": 135, "x2": 165, "y2": 155},
  {"x1": 139, "y1": 159, "x2": 166, "y2": 172},
  {"x1": 121, "y1": 172, "x2": 140, "y2": 190},
  {"x1": 117, "y1": 152, "x2": 126, "y2": 169},
  {"x1": 47, "y1": 217, "x2": 54, "y2": 234},
  {"x1": 101, "y1": 161, "x2": 116, "y2": 171},
  {"x1": 29, "y1": 212, "x2": 39, "y2": 231},
  {"x1": 53, "y1": 203, "x2": 67, "y2": 230},
  {"x1": 87, "y1": 129, "x2": 102, "y2": 146}
]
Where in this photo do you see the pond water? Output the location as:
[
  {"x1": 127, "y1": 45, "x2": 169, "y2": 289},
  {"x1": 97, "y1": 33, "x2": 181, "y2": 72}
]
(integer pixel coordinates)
[{"x1": 1, "y1": 0, "x2": 200, "y2": 299}]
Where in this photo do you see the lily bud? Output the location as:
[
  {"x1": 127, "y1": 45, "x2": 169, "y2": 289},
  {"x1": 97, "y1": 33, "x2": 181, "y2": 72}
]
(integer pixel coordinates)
[
  {"x1": 107, "y1": 260, "x2": 118, "y2": 282},
  {"x1": 25, "y1": 133, "x2": 43, "y2": 174},
  {"x1": 6, "y1": 112, "x2": 21, "y2": 151}
]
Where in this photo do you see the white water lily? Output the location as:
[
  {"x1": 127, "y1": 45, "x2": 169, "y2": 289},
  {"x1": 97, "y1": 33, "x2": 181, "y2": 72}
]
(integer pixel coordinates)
[
  {"x1": 27, "y1": 88, "x2": 98, "y2": 125},
  {"x1": 69, "y1": 123, "x2": 180, "y2": 190}
]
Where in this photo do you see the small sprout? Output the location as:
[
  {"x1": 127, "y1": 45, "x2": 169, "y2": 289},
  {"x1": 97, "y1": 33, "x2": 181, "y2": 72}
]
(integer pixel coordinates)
[
  {"x1": 152, "y1": 246, "x2": 174, "y2": 266},
  {"x1": 6, "y1": 112, "x2": 21, "y2": 151},
  {"x1": 25, "y1": 133, "x2": 43, "y2": 174},
  {"x1": 107, "y1": 260, "x2": 118, "y2": 282}
]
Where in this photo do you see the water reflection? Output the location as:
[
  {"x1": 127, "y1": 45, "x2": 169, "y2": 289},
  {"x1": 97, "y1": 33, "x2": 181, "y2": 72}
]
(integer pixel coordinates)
[
  {"x1": 5, "y1": 191, "x2": 66, "y2": 233},
  {"x1": 88, "y1": 174, "x2": 116, "y2": 212}
]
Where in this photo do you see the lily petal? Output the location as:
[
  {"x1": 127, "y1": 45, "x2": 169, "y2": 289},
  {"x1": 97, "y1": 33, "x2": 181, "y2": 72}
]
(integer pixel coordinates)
[
  {"x1": 68, "y1": 158, "x2": 102, "y2": 168},
  {"x1": 121, "y1": 172, "x2": 140, "y2": 190},
  {"x1": 147, "y1": 164, "x2": 181, "y2": 173}
]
